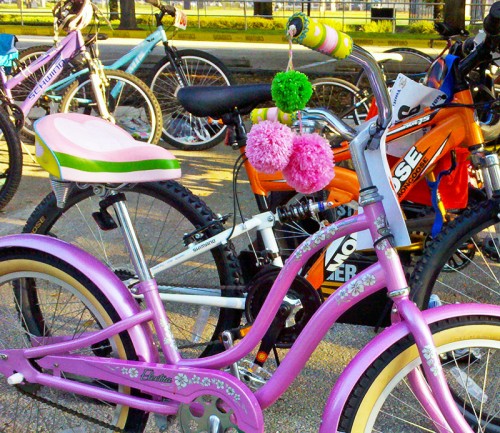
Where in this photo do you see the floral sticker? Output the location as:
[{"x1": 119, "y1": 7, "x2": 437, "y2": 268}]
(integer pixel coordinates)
[
  {"x1": 121, "y1": 367, "x2": 139, "y2": 378},
  {"x1": 374, "y1": 215, "x2": 387, "y2": 230},
  {"x1": 336, "y1": 273, "x2": 377, "y2": 305},
  {"x1": 422, "y1": 345, "x2": 440, "y2": 376},
  {"x1": 175, "y1": 373, "x2": 189, "y2": 389}
]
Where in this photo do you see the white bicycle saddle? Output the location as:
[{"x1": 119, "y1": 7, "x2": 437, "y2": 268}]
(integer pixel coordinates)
[{"x1": 34, "y1": 113, "x2": 181, "y2": 183}]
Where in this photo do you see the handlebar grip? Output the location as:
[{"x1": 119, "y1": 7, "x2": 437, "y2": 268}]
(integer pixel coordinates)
[
  {"x1": 484, "y1": 1, "x2": 500, "y2": 35},
  {"x1": 286, "y1": 13, "x2": 353, "y2": 60},
  {"x1": 250, "y1": 107, "x2": 296, "y2": 125}
]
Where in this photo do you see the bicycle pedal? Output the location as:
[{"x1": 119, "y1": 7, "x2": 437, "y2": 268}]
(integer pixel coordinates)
[{"x1": 92, "y1": 209, "x2": 118, "y2": 231}]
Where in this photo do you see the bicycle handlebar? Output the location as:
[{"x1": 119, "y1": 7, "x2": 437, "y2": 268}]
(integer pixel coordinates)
[
  {"x1": 285, "y1": 13, "x2": 391, "y2": 130},
  {"x1": 458, "y1": 1, "x2": 500, "y2": 76},
  {"x1": 144, "y1": 0, "x2": 176, "y2": 17}
]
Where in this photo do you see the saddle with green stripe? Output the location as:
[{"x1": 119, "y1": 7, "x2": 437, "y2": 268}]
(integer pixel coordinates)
[{"x1": 34, "y1": 113, "x2": 181, "y2": 183}]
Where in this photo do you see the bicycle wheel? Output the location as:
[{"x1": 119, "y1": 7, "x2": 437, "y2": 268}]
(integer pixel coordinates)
[
  {"x1": 355, "y1": 47, "x2": 434, "y2": 91},
  {"x1": 59, "y1": 69, "x2": 163, "y2": 144},
  {"x1": 12, "y1": 45, "x2": 69, "y2": 143},
  {"x1": 0, "y1": 107, "x2": 22, "y2": 210},
  {"x1": 0, "y1": 247, "x2": 148, "y2": 432},
  {"x1": 338, "y1": 315, "x2": 500, "y2": 432},
  {"x1": 23, "y1": 181, "x2": 242, "y2": 358},
  {"x1": 411, "y1": 199, "x2": 500, "y2": 309},
  {"x1": 148, "y1": 49, "x2": 233, "y2": 151},
  {"x1": 310, "y1": 77, "x2": 369, "y2": 126}
]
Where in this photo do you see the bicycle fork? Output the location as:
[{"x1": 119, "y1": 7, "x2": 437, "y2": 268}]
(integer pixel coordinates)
[{"x1": 83, "y1": 46, "x2": 114, "y2": 124}]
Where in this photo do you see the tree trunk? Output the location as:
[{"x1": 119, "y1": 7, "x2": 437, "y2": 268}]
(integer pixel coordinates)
[
  {"x1": 109, "y1": 0, "x2": 119, "y2": 21},
  {"x1": 443, "y1": 0, "x2": 466, "y2": 29},
  {"x1": 254, "y1": 1, "x2": 273, "y2": 18},
  {"x1": 118, "y1": 0, "x2": 138, "y2": 29}
]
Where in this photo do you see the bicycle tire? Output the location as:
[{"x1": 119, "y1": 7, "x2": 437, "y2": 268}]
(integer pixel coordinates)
[
  {"x1": 410, "y1": 199, "x2": 500, "y2": 309},
  {"x1": 355, "y1": 47, "x2": 434, "y2": 91},
  {"x1": 338, "y1": 315, "x2": 500, "y2": 432},
  {"x1": 59, "y1": 69, "x2": 163, "y2": 144},
  {"x1": 23, "y1": 180, "x2": 243, "y2": 358},
  {"x1": 148, "y1": 49, "x2": 233, "y2": 151},
  {"x1": 0, "y1": 107, "x2": 22, "y2": 210},
  {"x1": 310, "y1": 77, "x2": 369, "y2": 126},
  {"x1": 0, "y1": 247, "x2": 148, "y2": 432}
]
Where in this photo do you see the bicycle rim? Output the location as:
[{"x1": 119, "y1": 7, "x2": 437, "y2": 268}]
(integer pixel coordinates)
[
  {"x1": 149, "y1": 51, "x2": 232, "y2": 150},
  {"x1": 0, "y1": 249, "x2": 147, "y2": 432},
  {"x1": 60, "y1": 70, "x2": 161, "y2": 144},
  {"x1": 310, "y1": 77, "x2": 369, "y2": 126},
  {"x1": 341, "y1": 316, "x2": 500, "y2": 433}
]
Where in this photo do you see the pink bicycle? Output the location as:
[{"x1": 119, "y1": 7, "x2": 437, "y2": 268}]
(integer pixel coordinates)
[{"x1": 0, "y1": 12, "x2": 498, "y2": 433}]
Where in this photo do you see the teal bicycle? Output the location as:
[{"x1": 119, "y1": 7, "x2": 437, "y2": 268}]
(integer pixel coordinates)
[{"x1": 15, "y1": 0, "x2": 233, "y2": 150}]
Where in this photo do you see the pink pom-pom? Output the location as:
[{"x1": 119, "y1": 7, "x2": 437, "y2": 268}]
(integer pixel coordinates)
[
  {"x1": 246, "y1": 120, "x2": 294, "y2": 174},
  {"x1": 283, "y1": 133, "x2": 335, "y2": 194}
]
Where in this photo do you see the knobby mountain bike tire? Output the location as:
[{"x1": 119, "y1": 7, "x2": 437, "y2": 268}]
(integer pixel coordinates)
[
  {"x1": 13, "y1": 44, "x2": 73, "y2": 143},
  {"x1": 148, "y1": 49, "x2": 234, "y2": 151},
  {"x1": 410, "y1": 198, "x2": 500, "y2": 309},
  {"x1": 59, "y1": 69, "x2": 163, "y2": 145},
  {"x1": 0, "y1": 247, "x2": 149, "y2": 432},
  {"x1": 0, "y1": 107, "x2": 22, "y2": 210},
  {"x1": 338, "y1": 315, "x2": 500, "y2": 432},
  {"x1": 23, "y1": 180, "x2": 243, "y2": 358},
  {"x1": 310, "y1": 77, "x2": 369, "y2": 126}
]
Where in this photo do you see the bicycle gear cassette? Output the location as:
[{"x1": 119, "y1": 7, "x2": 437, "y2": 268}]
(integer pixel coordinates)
[
  {"x1": 245, "y1": 266, "x2": 322, "y2": 348},
  {"x1": 178, "y1": 395, "x2": 239, "y2": 433}
]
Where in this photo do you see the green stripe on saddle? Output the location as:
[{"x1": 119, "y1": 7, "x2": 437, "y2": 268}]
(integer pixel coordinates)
[{"x1": 54, "y1": 151, "x2": 181, "y2": 173}]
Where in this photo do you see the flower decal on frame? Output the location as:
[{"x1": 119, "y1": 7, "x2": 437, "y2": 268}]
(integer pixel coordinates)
[{"x1": 422, "y1": 345, "x2": 440, "y2": 376}]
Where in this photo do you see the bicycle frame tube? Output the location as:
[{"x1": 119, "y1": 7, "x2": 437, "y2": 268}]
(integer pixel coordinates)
[
  {"x1": 4, "y1": 31, "x2": 85, "y2": 115},
  {"x1": 42, "y1": 27, "x2": 163, "y2": 96},
  {"x1": 0, "y1": 234, "x2": 157, "y2": 363}
]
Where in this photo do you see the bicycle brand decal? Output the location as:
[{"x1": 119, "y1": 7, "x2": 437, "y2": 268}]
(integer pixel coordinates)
[
  {"x1": 28, "y1": 58, "x2": 65, "y2": 100},
  {"x1": 192, "y1": 238, "x2": 216, "y2": 252},
  {"x1": 325, "y1": 234, "x2": 358, "y2": 282},
  {"x1": 392, "y1": 146, "x2": 429, "y2": 194},
  {"x1": 388, "y1": 112, "x2": 436, "y2": 136}
]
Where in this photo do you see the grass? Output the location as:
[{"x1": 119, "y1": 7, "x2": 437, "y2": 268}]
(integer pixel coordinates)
[{"x1": 0, "y1": 1, "x2": 437, "y2": 32}]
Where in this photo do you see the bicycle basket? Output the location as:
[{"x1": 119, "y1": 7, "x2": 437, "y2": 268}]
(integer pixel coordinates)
[{"x1": 53, "y1": 0, "x2": 93, "y2": 32}]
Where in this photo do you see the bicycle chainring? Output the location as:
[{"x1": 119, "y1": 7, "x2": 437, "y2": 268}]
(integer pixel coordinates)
[
  {"x1": 244, "y1": 266, "x2": 322, "y2": 348},
  {"x1": 178, "y1": 395, "x2": 239, "y2": 433}
]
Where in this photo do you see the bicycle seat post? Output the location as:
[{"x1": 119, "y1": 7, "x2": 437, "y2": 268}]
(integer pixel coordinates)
[{"x1": 109, "y1": 192, "x2": 153, "y2": 282}]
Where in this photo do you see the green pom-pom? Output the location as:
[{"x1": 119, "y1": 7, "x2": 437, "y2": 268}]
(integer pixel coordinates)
[{"x1": 271, "y1": 70, "x2": 313, "y2": 113}]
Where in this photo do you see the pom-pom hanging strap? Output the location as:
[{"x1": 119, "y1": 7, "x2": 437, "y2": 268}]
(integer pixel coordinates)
[{"x1": 286, "y1": 26, "x2": 295, "y2": 71}]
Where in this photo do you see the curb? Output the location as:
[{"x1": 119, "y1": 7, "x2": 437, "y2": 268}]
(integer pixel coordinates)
[{"x1": 1, "y1": 25, "x2": 447, "y2": 48}]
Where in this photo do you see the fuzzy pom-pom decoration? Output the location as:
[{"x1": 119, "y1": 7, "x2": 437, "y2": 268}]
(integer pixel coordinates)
[
  {"x1": 271, "y1": 70, "x2": 313, "y2": 113},
  {"x1": 283, "y1": 133, "x2": 335, "y2": 194},
  {"x1": 246, "y1": 120, "x2": 295, "y2": 174}
]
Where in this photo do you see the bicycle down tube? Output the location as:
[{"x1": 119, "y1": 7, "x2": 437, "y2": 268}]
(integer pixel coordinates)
[{"x1": 3, "y1": 31, "x2": 85, "y2": 117}]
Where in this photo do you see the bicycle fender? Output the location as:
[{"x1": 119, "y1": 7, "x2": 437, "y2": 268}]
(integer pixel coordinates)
[
  {"x1": 319, "y1": 303, "x2": 500, "y2": 432},
  {"x1": 0, "y1": 234, "x2": 157, "y2": 363}
]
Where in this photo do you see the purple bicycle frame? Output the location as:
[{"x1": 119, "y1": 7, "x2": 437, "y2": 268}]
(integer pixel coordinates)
[
  {"x1": 2, "y1": 194, "x2": 497, "y2": 431},
  {"x1": 1, "y1": 31, "x2": 85, "y2": 116}
]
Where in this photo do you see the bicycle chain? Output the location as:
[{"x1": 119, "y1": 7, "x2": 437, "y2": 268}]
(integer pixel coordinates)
[{"x1": 16, "y1": 385, "x2": 127, "y2": 432}]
